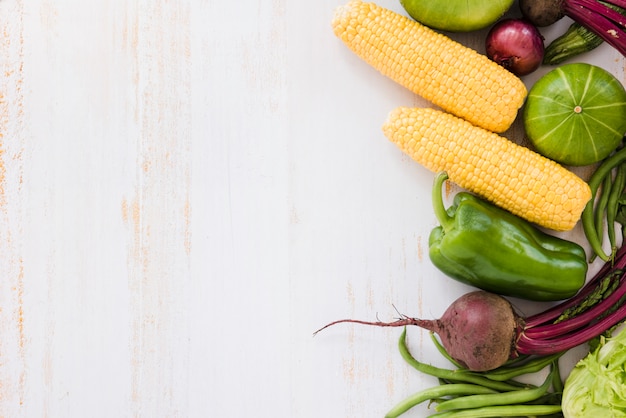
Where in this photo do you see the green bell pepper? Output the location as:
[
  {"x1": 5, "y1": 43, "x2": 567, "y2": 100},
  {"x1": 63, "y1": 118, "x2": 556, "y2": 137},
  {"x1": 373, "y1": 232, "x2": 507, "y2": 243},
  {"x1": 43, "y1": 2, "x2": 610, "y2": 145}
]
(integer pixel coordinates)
[{"x1": 428, "y1": 172, "x2": 588, "y2": 301}]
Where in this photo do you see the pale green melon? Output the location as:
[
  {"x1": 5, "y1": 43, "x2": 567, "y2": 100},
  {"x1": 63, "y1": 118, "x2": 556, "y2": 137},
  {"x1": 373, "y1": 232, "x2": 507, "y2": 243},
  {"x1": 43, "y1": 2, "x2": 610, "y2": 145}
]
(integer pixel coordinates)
[
  {"x1": 400, "y1": 0, "x2": 514, "y2": 32},
  {"x1": 524, "y1": 63, "x2": 626, "y2": 167}
]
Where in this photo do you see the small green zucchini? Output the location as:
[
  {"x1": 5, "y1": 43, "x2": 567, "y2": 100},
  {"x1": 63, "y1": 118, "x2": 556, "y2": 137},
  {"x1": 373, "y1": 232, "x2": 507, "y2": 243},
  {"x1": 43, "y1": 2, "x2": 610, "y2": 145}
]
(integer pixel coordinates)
[{"x1": 544, "y1": 22, "x2": 604, "y2": 65}]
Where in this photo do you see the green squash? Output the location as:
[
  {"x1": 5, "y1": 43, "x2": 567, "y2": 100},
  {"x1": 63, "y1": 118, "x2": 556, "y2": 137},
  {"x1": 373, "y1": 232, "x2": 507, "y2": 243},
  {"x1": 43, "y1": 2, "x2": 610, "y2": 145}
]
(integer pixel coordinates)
[
  {"x1": 400, "y1": 0, "x2": 514, "y2": 32},
  {"x1": 524, "y1": 63, "x2": 626, "y2": 167}
]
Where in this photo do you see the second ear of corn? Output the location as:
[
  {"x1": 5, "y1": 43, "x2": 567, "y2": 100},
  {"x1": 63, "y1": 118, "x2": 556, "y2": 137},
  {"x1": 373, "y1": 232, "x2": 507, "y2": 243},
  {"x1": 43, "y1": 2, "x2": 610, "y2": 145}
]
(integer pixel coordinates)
[
  {"x1": 383, "y1": 107, "x2": 592, "y2": 231},
  {"x1": 331, "y1": 0, "x2": 527, "y2": 133}
]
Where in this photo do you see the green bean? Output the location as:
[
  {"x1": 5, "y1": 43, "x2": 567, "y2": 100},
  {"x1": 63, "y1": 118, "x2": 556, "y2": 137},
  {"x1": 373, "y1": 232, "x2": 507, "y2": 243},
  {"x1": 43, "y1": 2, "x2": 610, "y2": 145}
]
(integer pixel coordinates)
[
  {"x1": 495, "y1": 354, "x2": 531, "y2": 369},
  {"x1": 607, "y1": 163, "x2": 626, "y2": 255},
  {"x1": 384, "y1": 384, "x2": 497, "y2": 418},
  {"x1": 439, "y1": 377, "x2": 531, "y2": 390},
  {"x1": 528, "y1": 392, "x2": 564, "y2": 406},
  {"x1": 438, "y1": 377, "x2": 458, "y2": 385},
  {"x1": 618, "y1": 199, "x2": 626, "y2": 242},
  {"x1": 430, "y1": 332, "x2": 464, "y2": 369},
  {"x1": 435, "y1": 363, "x2": 553, "y2": 412},
  {"x1": 479, "y1": 353, "x2": 563, "y2": 382},
  {"x1": 487, "y1": 354, "x2": 542, "y2": 372},
  {"x1": 549, "y1": 360, "x2": 563, "y2": 397},
  {"x1": 428, "y1": 404, "x2": 562, "y2": 417},
  {"x1": 583, "y1": 146, "x2": 626, "y2": 261},
  {"x1": 397, "y1": 329, "x2": 524, "y2": 391},
  {"x1": 595, "y1": 174, "x2": 613, "y2": 243},
  {"x1": 429, "y1": 332, "x2": 533, "y2": 378}
]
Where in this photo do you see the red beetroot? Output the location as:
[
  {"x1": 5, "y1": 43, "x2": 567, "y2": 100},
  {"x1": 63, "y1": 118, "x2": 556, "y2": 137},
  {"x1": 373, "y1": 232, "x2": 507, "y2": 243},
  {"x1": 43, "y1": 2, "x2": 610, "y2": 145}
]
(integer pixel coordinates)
[
  {"x1": 315, "y1": 291, "x2": 521, "y2": 371},
  {"x1": 434, "y1": 292, "x2": 519, "y2": 371},
  {"x1": 315, "y1": 245, "x2": 626, "y2": 371}
]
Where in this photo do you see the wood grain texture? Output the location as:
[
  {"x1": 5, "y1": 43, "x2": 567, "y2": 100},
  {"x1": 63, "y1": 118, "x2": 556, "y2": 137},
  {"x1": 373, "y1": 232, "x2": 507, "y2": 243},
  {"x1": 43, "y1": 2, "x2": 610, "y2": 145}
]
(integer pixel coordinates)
[{"x1": 0, "y1": 0, "x2": 623, "y2": 417}]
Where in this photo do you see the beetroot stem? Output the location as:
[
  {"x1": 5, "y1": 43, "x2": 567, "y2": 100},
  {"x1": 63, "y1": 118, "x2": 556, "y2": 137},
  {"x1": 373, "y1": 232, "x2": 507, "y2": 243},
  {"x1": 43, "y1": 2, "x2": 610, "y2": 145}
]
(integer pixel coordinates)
[
  {"x1": 522, "y1": 273, "x2": 626, "y2": 339},
  {"x1": 575, "y1": 0, "x2": 626, "y2": 27},
  {"x1": 517, "y1": 302, "x2": 626, "y2": 355},
  {"x1": 591, "y1": 0, "x2": 626, "y2": 12}
]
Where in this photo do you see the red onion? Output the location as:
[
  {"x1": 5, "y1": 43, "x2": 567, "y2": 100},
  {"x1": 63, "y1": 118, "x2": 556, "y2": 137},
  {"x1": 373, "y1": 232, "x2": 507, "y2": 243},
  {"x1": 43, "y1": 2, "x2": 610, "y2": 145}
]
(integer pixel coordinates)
[{"x1": 486, "y1": 18, "x2": 545, "y2": 76}]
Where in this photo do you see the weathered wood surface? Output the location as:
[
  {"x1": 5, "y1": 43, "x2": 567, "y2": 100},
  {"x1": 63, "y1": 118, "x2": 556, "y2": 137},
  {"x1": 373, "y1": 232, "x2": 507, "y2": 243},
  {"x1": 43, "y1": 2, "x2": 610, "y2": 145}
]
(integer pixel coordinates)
[{"x1": 0, "y1": 1, "x2": 622, "y2": 416}]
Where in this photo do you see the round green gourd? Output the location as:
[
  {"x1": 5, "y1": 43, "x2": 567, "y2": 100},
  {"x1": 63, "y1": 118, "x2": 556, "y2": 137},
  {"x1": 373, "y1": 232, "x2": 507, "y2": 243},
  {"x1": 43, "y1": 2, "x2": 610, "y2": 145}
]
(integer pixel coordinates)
[
  {"x1": 524, "y1": 63, "x2": 626, "y2": 167},
  {"x1": 400, "y1": 0, "x2": 514, "y2": 32}
]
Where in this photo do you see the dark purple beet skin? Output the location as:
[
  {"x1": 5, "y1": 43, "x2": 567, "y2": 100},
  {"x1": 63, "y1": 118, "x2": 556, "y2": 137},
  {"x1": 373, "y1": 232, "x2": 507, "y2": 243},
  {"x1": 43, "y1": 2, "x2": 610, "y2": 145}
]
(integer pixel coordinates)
[{"x1": 434, "y1": 291, "x2": 519, "y2": 371}]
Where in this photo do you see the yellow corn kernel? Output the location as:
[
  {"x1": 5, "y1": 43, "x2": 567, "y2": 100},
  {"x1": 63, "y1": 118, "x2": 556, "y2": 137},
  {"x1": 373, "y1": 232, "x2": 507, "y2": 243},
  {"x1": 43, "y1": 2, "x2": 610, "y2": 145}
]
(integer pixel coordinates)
[
  {"x1": 383, "y1": 107, "x2": 592, "y2": 231},
  {"x1": 332, "y1": 1, "x2": 527, "y2": 133}
]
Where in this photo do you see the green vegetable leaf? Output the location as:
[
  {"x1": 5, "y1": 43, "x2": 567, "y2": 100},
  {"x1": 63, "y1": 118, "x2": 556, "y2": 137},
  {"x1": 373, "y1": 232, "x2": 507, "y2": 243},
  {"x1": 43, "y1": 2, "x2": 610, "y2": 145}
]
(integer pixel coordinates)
[{"x1": 562, "y1": 328, "x2": 626, "y2": 417}]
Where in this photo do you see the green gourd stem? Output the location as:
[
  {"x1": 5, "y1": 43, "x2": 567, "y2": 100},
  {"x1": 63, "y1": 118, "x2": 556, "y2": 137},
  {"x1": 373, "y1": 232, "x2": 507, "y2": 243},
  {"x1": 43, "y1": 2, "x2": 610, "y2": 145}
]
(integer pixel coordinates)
[
  {"x1": 432, "y1": 172, "x2": 454, "y2": 232},
  {"x1": 583, "y1": 147, "x2": 626, "y2": 261}
]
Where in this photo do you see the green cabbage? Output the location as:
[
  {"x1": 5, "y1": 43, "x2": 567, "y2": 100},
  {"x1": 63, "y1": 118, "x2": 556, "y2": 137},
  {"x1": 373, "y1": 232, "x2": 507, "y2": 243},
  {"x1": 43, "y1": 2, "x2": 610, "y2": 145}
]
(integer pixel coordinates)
[{"x1": 562, "y1": 329, "x2": 626, "y2": 417}]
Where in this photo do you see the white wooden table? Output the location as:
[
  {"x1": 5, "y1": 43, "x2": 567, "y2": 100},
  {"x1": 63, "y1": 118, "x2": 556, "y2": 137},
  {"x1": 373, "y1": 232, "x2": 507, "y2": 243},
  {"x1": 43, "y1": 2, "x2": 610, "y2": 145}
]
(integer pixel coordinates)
[{"x1": 0, "y1": 0, "x2": 622, "y2": 417}]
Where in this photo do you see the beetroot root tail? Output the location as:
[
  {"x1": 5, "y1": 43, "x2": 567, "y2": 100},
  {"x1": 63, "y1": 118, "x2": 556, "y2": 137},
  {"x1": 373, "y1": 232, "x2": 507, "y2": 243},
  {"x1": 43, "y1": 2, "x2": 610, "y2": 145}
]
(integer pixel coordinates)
[{"x1": 312, "y1": 317, "x2": 438, "y2": 336}]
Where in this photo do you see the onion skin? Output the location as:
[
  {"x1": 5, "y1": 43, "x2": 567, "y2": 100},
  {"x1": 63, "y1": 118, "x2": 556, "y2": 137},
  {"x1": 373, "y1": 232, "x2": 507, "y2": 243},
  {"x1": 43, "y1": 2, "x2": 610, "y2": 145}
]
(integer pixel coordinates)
[{"x1": 486, "y1": 19, "x2": 545, "y2": 76}]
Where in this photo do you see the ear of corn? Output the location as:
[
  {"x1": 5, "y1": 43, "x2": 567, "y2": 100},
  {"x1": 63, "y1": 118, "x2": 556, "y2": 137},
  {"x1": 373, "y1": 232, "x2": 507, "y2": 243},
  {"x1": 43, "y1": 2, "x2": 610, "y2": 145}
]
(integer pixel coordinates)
[
  {"x1": 383, "y1": 107, "x2": 592, "y2": 231},
  {"x1": 332, "y1": 0, "x2": 527, "y2": 133}
]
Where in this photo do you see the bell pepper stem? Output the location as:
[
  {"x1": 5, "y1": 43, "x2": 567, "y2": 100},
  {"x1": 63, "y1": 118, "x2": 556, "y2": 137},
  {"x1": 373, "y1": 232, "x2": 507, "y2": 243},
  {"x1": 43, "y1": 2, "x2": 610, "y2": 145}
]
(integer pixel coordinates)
[{"x1": 432, "y1": 172, "x2": 454, "y2": 231}]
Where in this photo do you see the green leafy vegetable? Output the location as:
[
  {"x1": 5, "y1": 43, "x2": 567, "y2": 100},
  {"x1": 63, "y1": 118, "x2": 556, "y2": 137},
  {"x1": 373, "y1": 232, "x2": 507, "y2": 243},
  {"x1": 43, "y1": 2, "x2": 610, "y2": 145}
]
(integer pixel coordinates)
[{"x1": 562, "y1": 328, "x2": 626, "y2": 417}]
